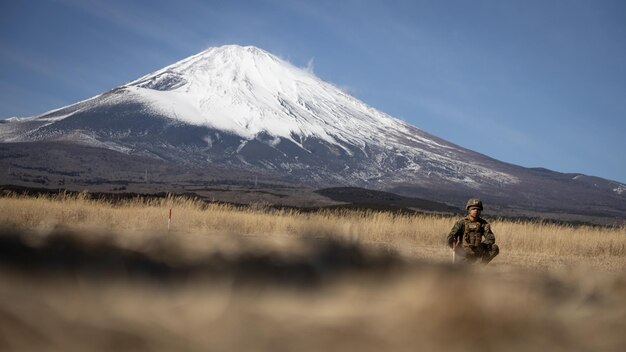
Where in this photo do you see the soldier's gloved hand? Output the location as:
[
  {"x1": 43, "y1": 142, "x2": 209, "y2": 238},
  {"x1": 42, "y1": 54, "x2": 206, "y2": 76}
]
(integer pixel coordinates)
[
  {"x1": 476, "y1": 243, "x2": 489, "y2": 252},
  {"x1": 448, "y1": 239, "x2": 457, "y2": 249}
]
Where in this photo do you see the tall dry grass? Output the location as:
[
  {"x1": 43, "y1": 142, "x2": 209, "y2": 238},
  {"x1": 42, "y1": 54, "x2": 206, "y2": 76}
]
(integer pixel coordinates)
[
  {"x1": 1, "y1": 193, "x2": 624, "y2": 271},
  {"x1": 1, "y1": 193, "x2": 626, "y2": 352}
]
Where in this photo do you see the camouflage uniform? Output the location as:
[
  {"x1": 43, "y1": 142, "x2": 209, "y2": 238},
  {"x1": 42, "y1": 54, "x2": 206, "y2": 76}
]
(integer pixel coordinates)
[{"x1": 447, "y1": 199, "x2": 499, "y2": 264}]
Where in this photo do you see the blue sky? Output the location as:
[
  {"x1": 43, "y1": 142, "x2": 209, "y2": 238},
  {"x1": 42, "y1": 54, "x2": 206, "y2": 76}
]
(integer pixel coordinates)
[{"x1": 1, "y1": 0, "x2": 625, "y2": 183}]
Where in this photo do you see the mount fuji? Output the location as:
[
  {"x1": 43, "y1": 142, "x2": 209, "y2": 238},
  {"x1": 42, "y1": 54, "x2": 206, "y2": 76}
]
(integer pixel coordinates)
[{"x1": 1, "y1": 45, "x2": 625, "y2": 221}]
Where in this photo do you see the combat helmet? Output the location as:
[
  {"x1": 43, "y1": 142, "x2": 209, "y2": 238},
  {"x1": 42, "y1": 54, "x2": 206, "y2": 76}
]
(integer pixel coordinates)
[{"x1": 466, "y1": 198, "x2": 483, "y2": 210}]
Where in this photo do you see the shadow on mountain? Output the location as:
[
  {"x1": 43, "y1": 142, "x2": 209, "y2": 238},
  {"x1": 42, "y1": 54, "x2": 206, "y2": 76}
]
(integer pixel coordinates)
[{"x1": 316, "y1": 187, "x2": 460, "y2": 213}]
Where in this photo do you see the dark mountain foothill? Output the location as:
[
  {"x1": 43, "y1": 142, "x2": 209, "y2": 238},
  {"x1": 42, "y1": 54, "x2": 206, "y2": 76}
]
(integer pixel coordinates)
[{"x1": 315, "y1": 187, "x2": 460, "y2": 214}]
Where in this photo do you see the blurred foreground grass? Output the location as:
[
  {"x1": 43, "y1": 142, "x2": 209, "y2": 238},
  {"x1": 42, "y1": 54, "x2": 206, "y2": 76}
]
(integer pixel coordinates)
[{"x1": 0, "y1": 193, "x2": 625, "y2": 351}]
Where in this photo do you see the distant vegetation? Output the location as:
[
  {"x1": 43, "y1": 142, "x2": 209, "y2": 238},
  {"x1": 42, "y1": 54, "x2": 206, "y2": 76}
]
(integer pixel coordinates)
[
  {"x1": 0, "y1": 192, "x2": 625, "y2": 351},
  {"x1": 1, "y1": 192, "x2": 623, "y2": 271}
]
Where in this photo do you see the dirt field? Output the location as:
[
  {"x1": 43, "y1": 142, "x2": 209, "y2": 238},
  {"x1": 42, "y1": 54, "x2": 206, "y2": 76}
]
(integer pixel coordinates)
[{"x1": 0, "y1": 194, "x2": 625, "y2": 351}]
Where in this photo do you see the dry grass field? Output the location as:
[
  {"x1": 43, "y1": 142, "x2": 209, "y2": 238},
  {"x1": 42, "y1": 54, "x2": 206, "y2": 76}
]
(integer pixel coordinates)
[{"x1": 0, "y1": 193, "x2": 625, "y2": 351}]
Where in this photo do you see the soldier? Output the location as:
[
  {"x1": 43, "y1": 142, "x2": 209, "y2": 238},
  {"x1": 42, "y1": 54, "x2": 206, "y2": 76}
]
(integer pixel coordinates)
[{"x1": 447, "y1": 198, "x2": 499, "y2": 264}]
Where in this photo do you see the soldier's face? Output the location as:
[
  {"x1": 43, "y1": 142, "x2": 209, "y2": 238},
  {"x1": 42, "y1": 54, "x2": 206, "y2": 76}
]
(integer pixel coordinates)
[{"x1": 468, "y1": 207, "x2": 481, "y2": 217}]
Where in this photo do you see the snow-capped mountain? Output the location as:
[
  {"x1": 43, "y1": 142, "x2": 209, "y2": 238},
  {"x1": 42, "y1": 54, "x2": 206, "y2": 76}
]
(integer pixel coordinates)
[
  {"x1": 0, "y1": 45, "x2": 516, "y2": 186},
  {"x1": 1, "y1": 45, "x2": 624, "y2": 219}
]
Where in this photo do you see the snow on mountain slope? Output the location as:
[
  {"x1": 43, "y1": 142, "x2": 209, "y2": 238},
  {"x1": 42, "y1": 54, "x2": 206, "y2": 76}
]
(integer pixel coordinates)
[
  {"x1": 125, "y1": 46, "x2": 405, "y2": 146},
  {"x1": 1, "y1": 45, "x2": 518, "y2": 187}
]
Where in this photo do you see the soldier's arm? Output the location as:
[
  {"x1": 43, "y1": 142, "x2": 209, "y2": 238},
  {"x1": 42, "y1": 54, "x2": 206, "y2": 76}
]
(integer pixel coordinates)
[
  {"x1": 446, "y1": 220, "x2": 464, "y2": 246},
  {"x1": 482, "y1": 223, "x2": 495, "y2": 245}
]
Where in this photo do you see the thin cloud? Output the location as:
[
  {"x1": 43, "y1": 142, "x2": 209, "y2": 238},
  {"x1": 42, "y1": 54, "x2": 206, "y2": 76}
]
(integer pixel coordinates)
[
  {"x1": 0, "y1": 50, "x2": 93, "y2": 92},
  {"x1": 0, "y1": 81, "x2": 70, "y2": 118},
  {"x1": 334, "y1": 84, "x2": 354, "y2": 95},
  {"x1": 411, "y1": 94, "x2": 549, "y2": 153},
  {"x1": 306, "y1": 58, "x2": 315, "y2": 74},
  {"x1": 54, "y1": 0, "x2": 205, "y2": 53}
]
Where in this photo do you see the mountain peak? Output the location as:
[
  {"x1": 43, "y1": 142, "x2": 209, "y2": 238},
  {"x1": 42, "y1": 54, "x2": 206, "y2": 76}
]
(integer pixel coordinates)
[
  {"x1": 122, "y1": 44, "x2": 401, "y2": 146},
  {"x1": 204, "y1": 44, "x2": 273, "y2": 56},
  {"x1": 167, "y1": 45, "x2": 283, "y2": 74}
]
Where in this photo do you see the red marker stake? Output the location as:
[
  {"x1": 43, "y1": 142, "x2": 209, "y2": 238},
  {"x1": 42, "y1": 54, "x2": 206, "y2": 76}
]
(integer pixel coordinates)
[{"x1": 168, "y1": 208, "x2": 172, "y2": 231}]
